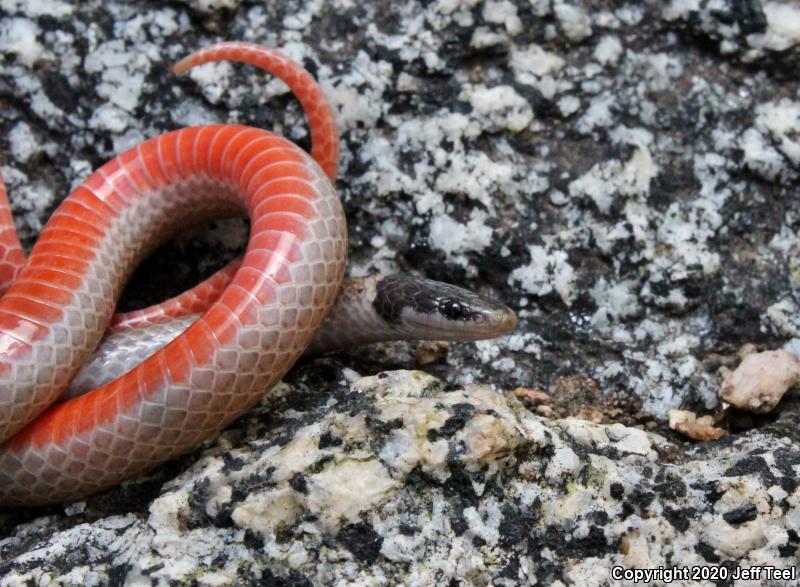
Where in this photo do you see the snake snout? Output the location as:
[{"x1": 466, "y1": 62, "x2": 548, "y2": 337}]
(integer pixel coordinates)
[
  {"x1": 472, "y1": 297, "x2": 518, "y2": 339},
  {"x1": 374, "y1": 274, "x2": 517, "y2": 342},
  {"x1": 491, "y1": 306, "x2": 518, "y2": 335}
]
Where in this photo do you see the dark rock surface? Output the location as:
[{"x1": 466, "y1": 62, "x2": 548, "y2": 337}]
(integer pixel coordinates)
[{"x1": 0, "y1": 0, "x2": 799, "y2": 584}]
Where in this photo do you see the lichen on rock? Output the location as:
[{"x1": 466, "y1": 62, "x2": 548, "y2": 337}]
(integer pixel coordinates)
[{"x1": 1, "y1": 0, "x2": 800, "y2": 583}]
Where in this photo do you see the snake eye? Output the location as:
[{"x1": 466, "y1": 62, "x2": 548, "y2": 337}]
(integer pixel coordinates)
[{"x1": 441, "y1": 300, "x2": 466, "y2": 320}]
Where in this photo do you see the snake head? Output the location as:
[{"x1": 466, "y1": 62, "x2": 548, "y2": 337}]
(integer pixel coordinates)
[{"x1": 374, "y1": 274, "x2": 517, "y2": 342}]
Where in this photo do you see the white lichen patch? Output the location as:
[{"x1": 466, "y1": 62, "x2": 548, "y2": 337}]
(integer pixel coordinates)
[
  {"x1": 325, "y1": 50, "x2": 393, "y2": 132},
  {"x1": 739, "y1": 98, "x2": 800, "y2": 181},
  {"x1": 664, "y1": 0, "x2": 800, "y2": 61},
  {"x1": 0, "y1": 16, "x2": 43, "y2": 67},
  {"x1": 464, "y1": 84, "x2": 533, "y2": 133},
  {"x1": 557, "y1": 94, "x2": 581, "y2": 117},
  {"x1": 434, "y1": 151, "x2": 517, "y2": 210},
  {"x1": 2, "y1": 171, "x2": 56, "y2": 235},
  {"x1": 593, "y1": 36, "x2": 623, "y2": 65},
  {"x1": 511, "y1": 44, "x2": 565, "y2": 79},
  {"x1": 84, "y1": 40, "x2": 154, "y2": 113},
  {"x1": 509, "y1": 244, "x2": 577, "y2": 304},
  {"x1": 481, "y1": 0, "x2": 522, "y2": 35},
  {"x1": 741, "y1": 127, "x2": 784, "y2": 180},
  {"x1": 182, "y1": 0, "x2": 240, "y2": 13},
  {"x1": 8, "y1": 122, "x2": 40, "y2": 163},
  {"x1": 510, "y1": 43, "x2": 571, "y2": 100},
  {"x1": 576, "y1": 94, "x2": 615, "y2": 133},
  {"x1": 766, "y1": 298, "x2": 800, "y2": 338},
  {"x1": 746, "y1": 1, "x2": 800, "y2": 57},
  {"x1": 428, "y1": 209, "x2": 494, "y2": 259},
  {"x1": 0, "y1": 0, "x2": 74, "y2": 17},
  {"x1": 627, "y1": 51, "x2": 684, "y2": 93},
  {"x1": 182, "y1": 61, "x2": 234, "y2": 105},
  {"x1": 589, "y1": 278, "x2": 640, "y2": 330},
  {"x1": 662, "y1": 0, "x2": 701, "y2": 21},
  {"x1": 553, "y1": 0, "x2": 593, "y2": 42},
  {"x1": 568, "y1": 143, "x2": 657, "y2": 212}
]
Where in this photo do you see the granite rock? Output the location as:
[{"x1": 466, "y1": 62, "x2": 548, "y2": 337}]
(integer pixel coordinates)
[
  {"x1": 1, "y1": 369, "x2": 798, "y2": 584},
  {"x1": 0, "y1": 0, "x2": 799, "y2": 584}
]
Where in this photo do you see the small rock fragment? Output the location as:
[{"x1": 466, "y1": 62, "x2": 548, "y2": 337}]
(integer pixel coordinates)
[
  {"x1": 668, "y1": 410, "x2": 726, "y2": 441},
  {"x1": 719, "y1": 349, "x2": 800, "y2": 413},
  {"x1": 414, "y1": 341, "x2": 448, "y2": 365},
  {"x1": 513, "y1": 387, "x2": 551, "y2": 403}
]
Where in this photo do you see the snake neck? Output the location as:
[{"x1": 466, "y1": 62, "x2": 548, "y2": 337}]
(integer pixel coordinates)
[{"x1": 304, "y1": 275, "x2": 399, "y2": 356}]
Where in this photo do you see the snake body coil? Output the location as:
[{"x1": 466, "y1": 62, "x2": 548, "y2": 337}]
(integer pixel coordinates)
[{"x1": 0, "y1": 43, "x2": 515, "y2": 506}]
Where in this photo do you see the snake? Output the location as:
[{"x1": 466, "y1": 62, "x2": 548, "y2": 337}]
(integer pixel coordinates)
[{"x1": 0, "y1": 42, "x2": 516, "y2": 506}]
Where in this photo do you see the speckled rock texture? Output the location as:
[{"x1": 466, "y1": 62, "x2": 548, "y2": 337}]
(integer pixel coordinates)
[{"x1": 1, "y1": 0, "x2": 799, "y2": 585}]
